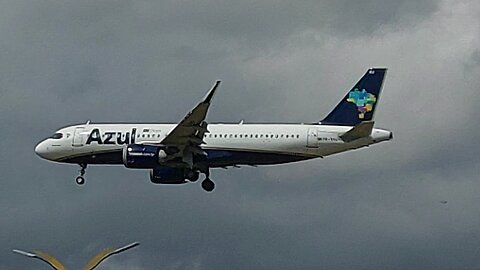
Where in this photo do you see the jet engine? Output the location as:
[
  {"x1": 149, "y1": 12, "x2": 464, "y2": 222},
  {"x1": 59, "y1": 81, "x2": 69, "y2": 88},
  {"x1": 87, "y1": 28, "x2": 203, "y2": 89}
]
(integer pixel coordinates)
[
  {"x1": 122, "y1": 144, "x2": 177, "y2": 168},
  {"x1": 150, "y1": 167, "x2": 187, "y2": 184}
]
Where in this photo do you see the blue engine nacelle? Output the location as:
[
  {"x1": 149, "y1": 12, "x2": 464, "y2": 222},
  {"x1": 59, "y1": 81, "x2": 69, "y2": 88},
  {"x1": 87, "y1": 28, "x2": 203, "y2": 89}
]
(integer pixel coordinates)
[
  {"x1": 122, "y1": 144, "x2": 173, "y2": 169},
  {"x1": 150, "y1": 167, "x2": 187, "y2": 184}
]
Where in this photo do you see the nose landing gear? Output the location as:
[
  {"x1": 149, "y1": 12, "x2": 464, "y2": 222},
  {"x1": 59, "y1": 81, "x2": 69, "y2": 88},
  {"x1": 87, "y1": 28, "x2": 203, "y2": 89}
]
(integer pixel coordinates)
[
  {"x1": 75, "y1": 164, "x2": 87, "y2": 185},
  {"x1": 75, "y1": 176, "x2": 85, "y2": 185}
]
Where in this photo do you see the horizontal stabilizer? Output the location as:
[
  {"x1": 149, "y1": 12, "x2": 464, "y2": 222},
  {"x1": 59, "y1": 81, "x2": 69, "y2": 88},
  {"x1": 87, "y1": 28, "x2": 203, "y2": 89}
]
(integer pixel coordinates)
[{"x1": 340, "y1": 121, "x2": 374, "y2": 142}]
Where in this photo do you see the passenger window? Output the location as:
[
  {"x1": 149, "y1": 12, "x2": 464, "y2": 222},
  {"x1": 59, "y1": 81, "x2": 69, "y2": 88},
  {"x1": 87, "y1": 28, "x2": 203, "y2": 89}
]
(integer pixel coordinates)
[
  {"x1": 255, "y1": 134, "x2": 258, "y2": 138},
  {"x1": 214, "y1": 134, "x2": 217, "y2": 138}
]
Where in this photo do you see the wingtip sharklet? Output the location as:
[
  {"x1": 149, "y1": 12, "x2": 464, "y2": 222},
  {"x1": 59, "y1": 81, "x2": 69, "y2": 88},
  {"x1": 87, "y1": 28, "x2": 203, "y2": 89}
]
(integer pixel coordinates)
[{"x1": 204, "y1": 80, "x2": 221, "y2": 104}]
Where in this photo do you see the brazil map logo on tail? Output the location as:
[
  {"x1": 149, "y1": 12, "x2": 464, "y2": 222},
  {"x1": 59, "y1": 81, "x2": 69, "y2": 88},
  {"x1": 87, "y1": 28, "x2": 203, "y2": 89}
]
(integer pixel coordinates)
[{"x1": 346, "y1": 88, "x2": 377, "y2": 119}]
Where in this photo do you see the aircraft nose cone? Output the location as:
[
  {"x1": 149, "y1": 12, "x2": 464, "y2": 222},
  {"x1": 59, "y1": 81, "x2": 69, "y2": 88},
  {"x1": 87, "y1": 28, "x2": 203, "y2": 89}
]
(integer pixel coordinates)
[{"x1": 34, "y1": 141, "x2": 49, "y2": 159}]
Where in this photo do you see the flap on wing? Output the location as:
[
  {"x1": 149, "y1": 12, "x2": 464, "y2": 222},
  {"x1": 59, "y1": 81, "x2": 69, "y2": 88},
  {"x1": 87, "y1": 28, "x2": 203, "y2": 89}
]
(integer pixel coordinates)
[{"x1": 340, "y1": 121, "x2": 374, "y2": 142}]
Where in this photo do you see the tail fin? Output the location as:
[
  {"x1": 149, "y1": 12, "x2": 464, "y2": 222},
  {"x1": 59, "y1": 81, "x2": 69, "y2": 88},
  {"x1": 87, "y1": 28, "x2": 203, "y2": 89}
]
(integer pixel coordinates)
[{"x1": 321, "y1": 68, "x2": 387, "y2": 126}]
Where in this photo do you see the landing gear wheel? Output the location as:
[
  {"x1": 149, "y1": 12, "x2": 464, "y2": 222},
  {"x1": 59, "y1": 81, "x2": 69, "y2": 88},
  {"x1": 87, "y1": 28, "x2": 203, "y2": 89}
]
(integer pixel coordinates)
[
  {"x1": 201, "y1": 178, "x2": 215, "y2": 192},
  {"x1": 75, "y1": 163, "x2": 87, "y2": 185},
  {"x1": 75, "y1": 176, "x2": 85, "y2": 185},
  {"x1": 187, "y1": 172, "x2": 200, "y2": 182}
]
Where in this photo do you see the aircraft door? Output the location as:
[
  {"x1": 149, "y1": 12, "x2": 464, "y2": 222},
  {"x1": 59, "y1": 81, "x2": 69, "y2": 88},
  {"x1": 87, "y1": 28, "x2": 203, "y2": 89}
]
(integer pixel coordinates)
[
  {"x1": 307, "y1": 128, "x2": 319, "y2": 148},
  {"x1": 73, "y1": 127, "x2": 85, "y2": 147}
]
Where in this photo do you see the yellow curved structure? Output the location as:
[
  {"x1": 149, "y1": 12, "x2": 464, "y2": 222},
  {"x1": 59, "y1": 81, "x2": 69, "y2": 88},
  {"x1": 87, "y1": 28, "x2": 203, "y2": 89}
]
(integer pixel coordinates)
[{"x1": 13, "y1": 242, "x2": 139, "y2": 270}]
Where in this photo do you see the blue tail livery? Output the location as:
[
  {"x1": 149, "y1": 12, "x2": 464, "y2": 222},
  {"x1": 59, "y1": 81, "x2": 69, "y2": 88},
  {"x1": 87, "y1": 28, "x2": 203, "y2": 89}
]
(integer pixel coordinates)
[{"x1": 321, "y1": 68, "x2": 387, "y2": 126}]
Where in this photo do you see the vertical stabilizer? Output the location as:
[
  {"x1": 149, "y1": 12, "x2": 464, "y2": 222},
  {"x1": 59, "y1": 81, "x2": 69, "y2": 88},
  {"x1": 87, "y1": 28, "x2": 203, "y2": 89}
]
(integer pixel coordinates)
[{"x1": 321, "y1": 68, "x2": 387, "y2": 126}]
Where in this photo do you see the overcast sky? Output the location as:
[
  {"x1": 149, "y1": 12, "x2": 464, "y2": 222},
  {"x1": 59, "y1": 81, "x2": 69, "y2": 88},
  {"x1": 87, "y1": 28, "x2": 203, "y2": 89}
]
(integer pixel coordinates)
[{"x1": 1, "y1": 0, "x2": 480, "y2": 269}]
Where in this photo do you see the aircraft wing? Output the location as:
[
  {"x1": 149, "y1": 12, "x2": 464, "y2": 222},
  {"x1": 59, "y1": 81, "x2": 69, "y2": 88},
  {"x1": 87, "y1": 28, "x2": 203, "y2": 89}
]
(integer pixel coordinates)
[
  {"x1": 13, "y1": 249, "x2": 67, "y2": 270},
  {"x1": 82, "y1": 242, "x2": 140, "y2": 270},
  {"x1": 160, "y1": 81, "x2": 221, "y2": 166}
]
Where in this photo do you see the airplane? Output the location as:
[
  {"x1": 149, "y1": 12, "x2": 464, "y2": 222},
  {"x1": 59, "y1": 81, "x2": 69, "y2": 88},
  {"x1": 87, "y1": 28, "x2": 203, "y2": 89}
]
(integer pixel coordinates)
[
  {"x1": 13, "y1": 242, "x2": 139, "y2": 270},
  {"x1": 34, "y1": 68, "x2": 393, "y2": 192}
]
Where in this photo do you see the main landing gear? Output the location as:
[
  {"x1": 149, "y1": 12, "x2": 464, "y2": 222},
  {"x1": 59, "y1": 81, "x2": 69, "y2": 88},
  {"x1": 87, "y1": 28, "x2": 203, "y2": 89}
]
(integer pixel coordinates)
[
  {"x1": 75, "y1": 163, "x2": 87, "y2": 185},
  {"x1": 185, "y1": 170, "x2": 200, "y2": 182},
  {"x1": 201, "y1": 170, "x2": 215, "y2": 192}
]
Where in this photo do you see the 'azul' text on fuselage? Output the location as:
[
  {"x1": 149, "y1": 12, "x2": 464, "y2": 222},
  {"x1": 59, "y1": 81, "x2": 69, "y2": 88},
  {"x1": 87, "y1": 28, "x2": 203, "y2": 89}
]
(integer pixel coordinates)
[{"x1": 86, "y1": 128, "x2": 137, "y2": 145}]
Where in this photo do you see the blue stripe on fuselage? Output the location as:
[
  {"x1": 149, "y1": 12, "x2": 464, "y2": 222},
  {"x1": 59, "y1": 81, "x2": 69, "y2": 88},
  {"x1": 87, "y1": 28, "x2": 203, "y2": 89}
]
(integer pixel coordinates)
[
  {"x1": 61, "y1": 149, "x2": 312, "y2": 167},
  {"x1": 199, "y1": 149, "x2": 311, "y2": 167}
]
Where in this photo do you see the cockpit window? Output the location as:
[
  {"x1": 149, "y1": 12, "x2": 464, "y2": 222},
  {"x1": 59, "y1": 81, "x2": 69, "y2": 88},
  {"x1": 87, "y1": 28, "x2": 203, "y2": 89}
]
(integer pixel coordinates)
[{"x1": 50, "y1": 133, "x2": 63, "y2": 139}]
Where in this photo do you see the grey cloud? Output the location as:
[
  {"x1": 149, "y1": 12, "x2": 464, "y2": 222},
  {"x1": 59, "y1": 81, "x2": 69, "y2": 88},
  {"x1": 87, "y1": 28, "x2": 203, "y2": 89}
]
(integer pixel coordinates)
[{"x1": 320, "y1": 0, "x2": 439, "y2": 35}]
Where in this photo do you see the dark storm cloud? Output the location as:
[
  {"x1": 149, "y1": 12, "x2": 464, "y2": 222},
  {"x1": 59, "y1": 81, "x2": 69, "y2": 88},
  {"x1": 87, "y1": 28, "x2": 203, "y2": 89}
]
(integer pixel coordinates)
[{"x1": 1, "y1": 0, "x2": 480, "y2": 270}]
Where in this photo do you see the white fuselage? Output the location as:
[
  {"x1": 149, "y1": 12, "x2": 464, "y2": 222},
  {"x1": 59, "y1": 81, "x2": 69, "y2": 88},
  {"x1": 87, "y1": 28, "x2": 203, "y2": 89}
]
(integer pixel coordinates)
[
  {"x1": 32, "y1": 68, "x2": 391, "y2": 190},
  {"x1": 35, "y1": 122, "x2": 392, "y2": 167}
]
